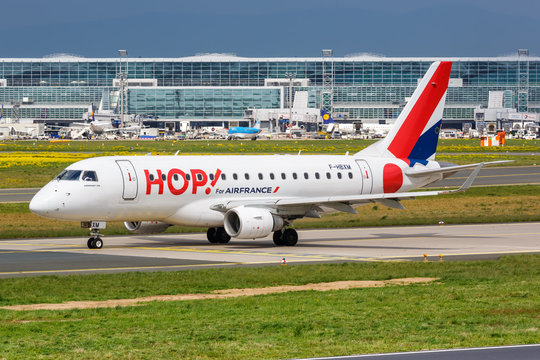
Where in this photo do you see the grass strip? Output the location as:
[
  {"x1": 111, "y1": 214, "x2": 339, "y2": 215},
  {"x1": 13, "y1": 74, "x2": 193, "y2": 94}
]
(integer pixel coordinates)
[{"x1": 0, "y1": 255, "x2": 538, "y2": 359}]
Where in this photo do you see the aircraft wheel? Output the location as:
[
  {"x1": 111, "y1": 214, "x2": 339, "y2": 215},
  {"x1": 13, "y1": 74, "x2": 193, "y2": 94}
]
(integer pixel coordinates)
[
  {"x1": 87, "y1": 238, "x2": 94, "y2": 249},
  {"x1": 207, "y1": 227, "x2": 219, "y2": 243},
  {"x1": 273, "y1": 231, "x2": 285, "y2": 246},
  {"x1": 216, "y1": 227, "x2": 231, "y2": 244},
  {"x1": 282, "y1": 228, "x2": 298, "y2": 246},
  {"x1": 93, "y1": 238, "x2": 103, "y2": 249}
]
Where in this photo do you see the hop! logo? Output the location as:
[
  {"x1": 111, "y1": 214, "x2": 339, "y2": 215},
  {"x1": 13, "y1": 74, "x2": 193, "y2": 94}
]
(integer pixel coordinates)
[{"x1": 144, "y1": 168, "x2": 221, "y2": 196}]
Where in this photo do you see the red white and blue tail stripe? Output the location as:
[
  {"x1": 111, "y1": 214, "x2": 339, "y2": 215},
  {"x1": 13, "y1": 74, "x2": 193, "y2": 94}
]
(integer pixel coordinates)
[{"x1": 357, "y1": 61, "x2": 452, "y2": 165}]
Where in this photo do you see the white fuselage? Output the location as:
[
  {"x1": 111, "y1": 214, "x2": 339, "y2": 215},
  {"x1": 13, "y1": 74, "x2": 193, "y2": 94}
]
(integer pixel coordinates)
[{"x1": 29, "y1": 154, "x2": 442, "y2": 227}]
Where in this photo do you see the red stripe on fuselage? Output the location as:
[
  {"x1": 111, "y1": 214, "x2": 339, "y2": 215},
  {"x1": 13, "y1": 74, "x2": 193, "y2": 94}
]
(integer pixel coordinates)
[{"x1": 387, "y1": 62, "x2": 452, "y2": 159}]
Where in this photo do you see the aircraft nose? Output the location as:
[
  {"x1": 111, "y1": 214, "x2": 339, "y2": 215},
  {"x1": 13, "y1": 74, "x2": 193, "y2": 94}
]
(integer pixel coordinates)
[
  {"x1": 29, "y1": 188, "x2": 59, "y2": 217},
  {"x1": 29, "y1": 193, "x2": 48, "y2": 216}
]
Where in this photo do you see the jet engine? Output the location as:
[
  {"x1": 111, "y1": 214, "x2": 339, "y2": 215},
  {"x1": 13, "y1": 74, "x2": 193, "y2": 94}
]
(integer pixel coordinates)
[
  {"x1": 124, "y1": 221, "x2": 171, "y2": 234},
  {"x1": 224, "y1": 206, "x2": 284, "y2": 239}
]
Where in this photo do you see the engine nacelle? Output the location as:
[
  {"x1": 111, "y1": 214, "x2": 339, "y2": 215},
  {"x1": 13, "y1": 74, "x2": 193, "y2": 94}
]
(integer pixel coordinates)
[
  {"x1": 224, "y1": 206, "x2": 284, "y2": 239},
  {"x1": 124, "y1": 221, "x2": 171, "y2": 234}
]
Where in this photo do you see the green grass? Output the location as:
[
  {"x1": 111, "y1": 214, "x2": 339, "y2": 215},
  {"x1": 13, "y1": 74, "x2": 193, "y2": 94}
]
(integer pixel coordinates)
[
  {"x1": 1, "y1": 185, "x2": 539, "y2": 239},
  {"x1": 0, "y1": 255, "x2": 539, "y2": 359}
]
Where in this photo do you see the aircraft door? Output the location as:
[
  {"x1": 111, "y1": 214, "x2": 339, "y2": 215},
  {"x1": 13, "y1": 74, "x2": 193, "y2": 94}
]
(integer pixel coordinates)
[
  {"x1": 116, "y1": 160, "x2": 138, "y2": 200},
  {"x1": 355, "y1": 160, "x2": 373, "y2": 194}
]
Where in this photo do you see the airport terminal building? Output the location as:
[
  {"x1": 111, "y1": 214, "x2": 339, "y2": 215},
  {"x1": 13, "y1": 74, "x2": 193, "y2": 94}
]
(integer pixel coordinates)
[{"x1": 0, "y1": 52, "x2": 539, "y2": 130}]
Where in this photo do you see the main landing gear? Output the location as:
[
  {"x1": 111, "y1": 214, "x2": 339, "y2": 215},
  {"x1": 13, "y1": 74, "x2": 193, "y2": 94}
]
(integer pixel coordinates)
[
  {"x1": 87, "y1": 228, "x2": 103, "y2": 249},
  {"x1": 207, "y1": 227, "x2": 231, "y2": 244},
  {"x1": 273, "y1": 228, "x2": 298, "y2": 246}
]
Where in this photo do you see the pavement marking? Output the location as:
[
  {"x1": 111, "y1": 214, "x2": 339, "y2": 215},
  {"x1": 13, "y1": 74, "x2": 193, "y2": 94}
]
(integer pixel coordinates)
[
  {"x1": 129, "y1": 246, "x2": 365, "y2": 260},
  {"x1": 0, "y1": 262, "x2": 242, "y2": 276}
]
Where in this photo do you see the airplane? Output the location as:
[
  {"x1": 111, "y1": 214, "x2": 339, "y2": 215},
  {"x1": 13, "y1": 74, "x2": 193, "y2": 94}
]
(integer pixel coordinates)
[
  {"x1": 227, "y1": 119, "x2": 261, "y2": 140},
  {"x1": 29, "y1": 61, "x2": 506, "y2": 249}
]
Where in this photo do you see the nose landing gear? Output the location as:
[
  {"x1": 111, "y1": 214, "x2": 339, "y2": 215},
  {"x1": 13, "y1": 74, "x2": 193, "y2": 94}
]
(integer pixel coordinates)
[
  {"x1": 87, "y1": 228, "x2": 103, "y2": 249},
  {"x1": 82, "y1": 221, "x2": 106, "y2": 249}
]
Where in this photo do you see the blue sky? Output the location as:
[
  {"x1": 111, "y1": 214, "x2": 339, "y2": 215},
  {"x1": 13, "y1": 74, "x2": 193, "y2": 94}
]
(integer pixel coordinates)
[{"x1": 3, "y1": 0, "x2": 539, "y2": 58}]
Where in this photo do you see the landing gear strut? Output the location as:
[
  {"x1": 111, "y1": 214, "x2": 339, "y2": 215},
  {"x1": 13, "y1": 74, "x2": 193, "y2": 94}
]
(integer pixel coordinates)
[
  {"x1": 87, "y1": 228, "x2": 103, "y2": 249},
  {"x1": 207, "y1": 227, "x2": 231, "y2": 244},
  {"x1": 273, "y1": 228, "x2": 298, "y2": 246}
]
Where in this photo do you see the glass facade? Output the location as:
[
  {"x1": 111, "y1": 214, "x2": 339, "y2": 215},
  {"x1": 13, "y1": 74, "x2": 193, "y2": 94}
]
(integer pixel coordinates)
[{"x1": 1, "y1": 55, "x2": 539, "y2": 123}]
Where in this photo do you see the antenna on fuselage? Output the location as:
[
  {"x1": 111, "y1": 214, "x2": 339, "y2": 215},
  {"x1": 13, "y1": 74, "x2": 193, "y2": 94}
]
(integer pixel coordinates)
[
  {"x1": 345, "y1": 151, "x2": 349, "y2": 156},
  {"x1": 174, "y1": 150, "x2": 179, "y2": 156},
  {"x1": 298, "y1": 150, "x2": 302, "y2": 155}
]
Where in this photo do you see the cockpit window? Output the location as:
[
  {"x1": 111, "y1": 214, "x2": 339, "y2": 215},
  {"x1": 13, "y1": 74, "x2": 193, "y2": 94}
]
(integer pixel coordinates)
[
  {"x1": 82, "y1": 171, "x2": 98, "y2": 182},
  {"x1": 55, "y1": 170, "x2": 82, "y2": 181}
]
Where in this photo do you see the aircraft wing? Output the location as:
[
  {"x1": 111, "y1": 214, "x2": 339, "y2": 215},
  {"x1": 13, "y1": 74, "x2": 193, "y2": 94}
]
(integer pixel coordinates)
[{"x1": 211, "y1": 164, "x2": 483, "y2": 214}]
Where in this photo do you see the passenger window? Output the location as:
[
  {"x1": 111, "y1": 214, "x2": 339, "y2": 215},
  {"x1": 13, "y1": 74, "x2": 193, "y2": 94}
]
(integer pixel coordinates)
[
  {"x1": 315, "y1": 172, "x2": 320, "y2": 179},
  {"x1": 186, "y1": 174, "x2": 191, "y2": 181},
  {"x1": 173, "y1": 174, "x2": 179, "y2": 181},
  {"x1": 337, "y1": 173, "x2": 342, "y2": 179},
  {"x1": 221, "y1": 173, "x2": 226, "y2": 180},
  {"x1": 292, "y1": 173, "x2": 298, "y2": 180},
  {"x1": 304, "y1": 172, "x2": 309, "y2": 180},
  {"x1": 258, "y1": 173, "x2": 263, "y2": 180},
  {"x1": 209, "y1": 173, "x2": 215, "y2": 181},
  {"x1": 149, "y1": 174, "x2": 155, "y2": 181},
  {"x1": 245, "y1": 173, "x2": 250, "y2": 180},
  {"x1": 281, "y1": 173, "x2": 286, "y2": 180},
  {"x1": 326, "y1": 172, "x2": 331, "y2": 179},
  {"x1": 197, "y1": 173, "x2": 203, "y2": 181},
  {"x1": 82, "y1": 171, "x2": 98, "y2": 182},
  {"x1": 348, "y1": 172, "x2": 353, "y2": 179},
  {"x1": 161, "y1": 173, "x2": 167, "y2": 181},
  {"x1": 270, "y1": 173, "x2": 275, "y2": 180},
  {"x1": 233, "y1": 173, "x2": 238, "y2": 180}
]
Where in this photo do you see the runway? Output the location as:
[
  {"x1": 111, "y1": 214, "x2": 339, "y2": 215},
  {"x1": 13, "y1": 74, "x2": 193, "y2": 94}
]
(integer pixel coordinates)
[
  {"x1": 300, "y1": 344, "x2": 540, "y2": 360},
  {"x1": 1, "y1": 222, "x2": 539, "y2": 278},
  {"x1": 1, "y1": 166, "x2": 538, "y2": 203}
]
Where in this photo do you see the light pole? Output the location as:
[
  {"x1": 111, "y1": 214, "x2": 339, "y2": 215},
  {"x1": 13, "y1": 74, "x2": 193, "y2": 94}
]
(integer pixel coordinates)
[
  {"x1": 118, "y1": 49, "x2": 128, "y2": 127},
  {"x1": 285, "y1": 72, "x2": 296, "y2": 137}
]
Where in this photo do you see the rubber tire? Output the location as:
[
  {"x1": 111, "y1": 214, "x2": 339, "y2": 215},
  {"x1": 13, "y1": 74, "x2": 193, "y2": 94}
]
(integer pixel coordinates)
[
  {"x1": 282, "y1": 228, "x2": 298, "y2": 246},
  {"x1": 94, "y1": 238, "x2": 103, "y2": 249},
  {"x1": 87, "y1": 238, "x2": 95, "y2": 249},
  {"x1": 207, "y1": 228, "x2": 219, "y2": 243},
  {"x1": 216, "y1": 227, "x2": 231, "y2": 244},
  {"x1": 273, "y1": 231, "x2": 285, "y2": 246}
]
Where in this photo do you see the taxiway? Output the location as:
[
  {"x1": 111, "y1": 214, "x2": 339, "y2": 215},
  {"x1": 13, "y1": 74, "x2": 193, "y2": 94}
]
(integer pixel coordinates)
[{"x1": 1, "y1": 222, "x2": 538, "y2": 278}]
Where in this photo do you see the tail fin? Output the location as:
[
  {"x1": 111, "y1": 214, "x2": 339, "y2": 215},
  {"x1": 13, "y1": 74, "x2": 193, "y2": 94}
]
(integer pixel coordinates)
[
  {"x1": 320, "y1": 109, "x2": 334, "y2": 124},
  {"x1": 357, "y1": 61, "x2": 452, "y2": 164}
]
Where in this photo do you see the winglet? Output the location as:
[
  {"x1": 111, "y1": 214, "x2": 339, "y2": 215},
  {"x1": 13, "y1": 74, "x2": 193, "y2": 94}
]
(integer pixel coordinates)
[{"x1": 451, "y1": 163, "x2": 483, "y2": 193}]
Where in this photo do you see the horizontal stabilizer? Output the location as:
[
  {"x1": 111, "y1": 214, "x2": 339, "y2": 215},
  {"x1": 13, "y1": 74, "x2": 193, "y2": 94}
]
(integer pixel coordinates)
[{"x1": 404, "y1": 160, "x2": 512, "y2": 177}]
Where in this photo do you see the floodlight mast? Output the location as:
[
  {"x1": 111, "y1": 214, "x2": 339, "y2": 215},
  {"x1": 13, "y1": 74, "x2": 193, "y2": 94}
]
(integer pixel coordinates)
[
  {"x1": 118, "y1": 50, "x2": 128, "y2": 127},
  {"x1": 321, "y1": 49, "x2": 334, "y2": 122},
  {"x1": 285, "y1": 72, "x2": 296, "y2": 138}
]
